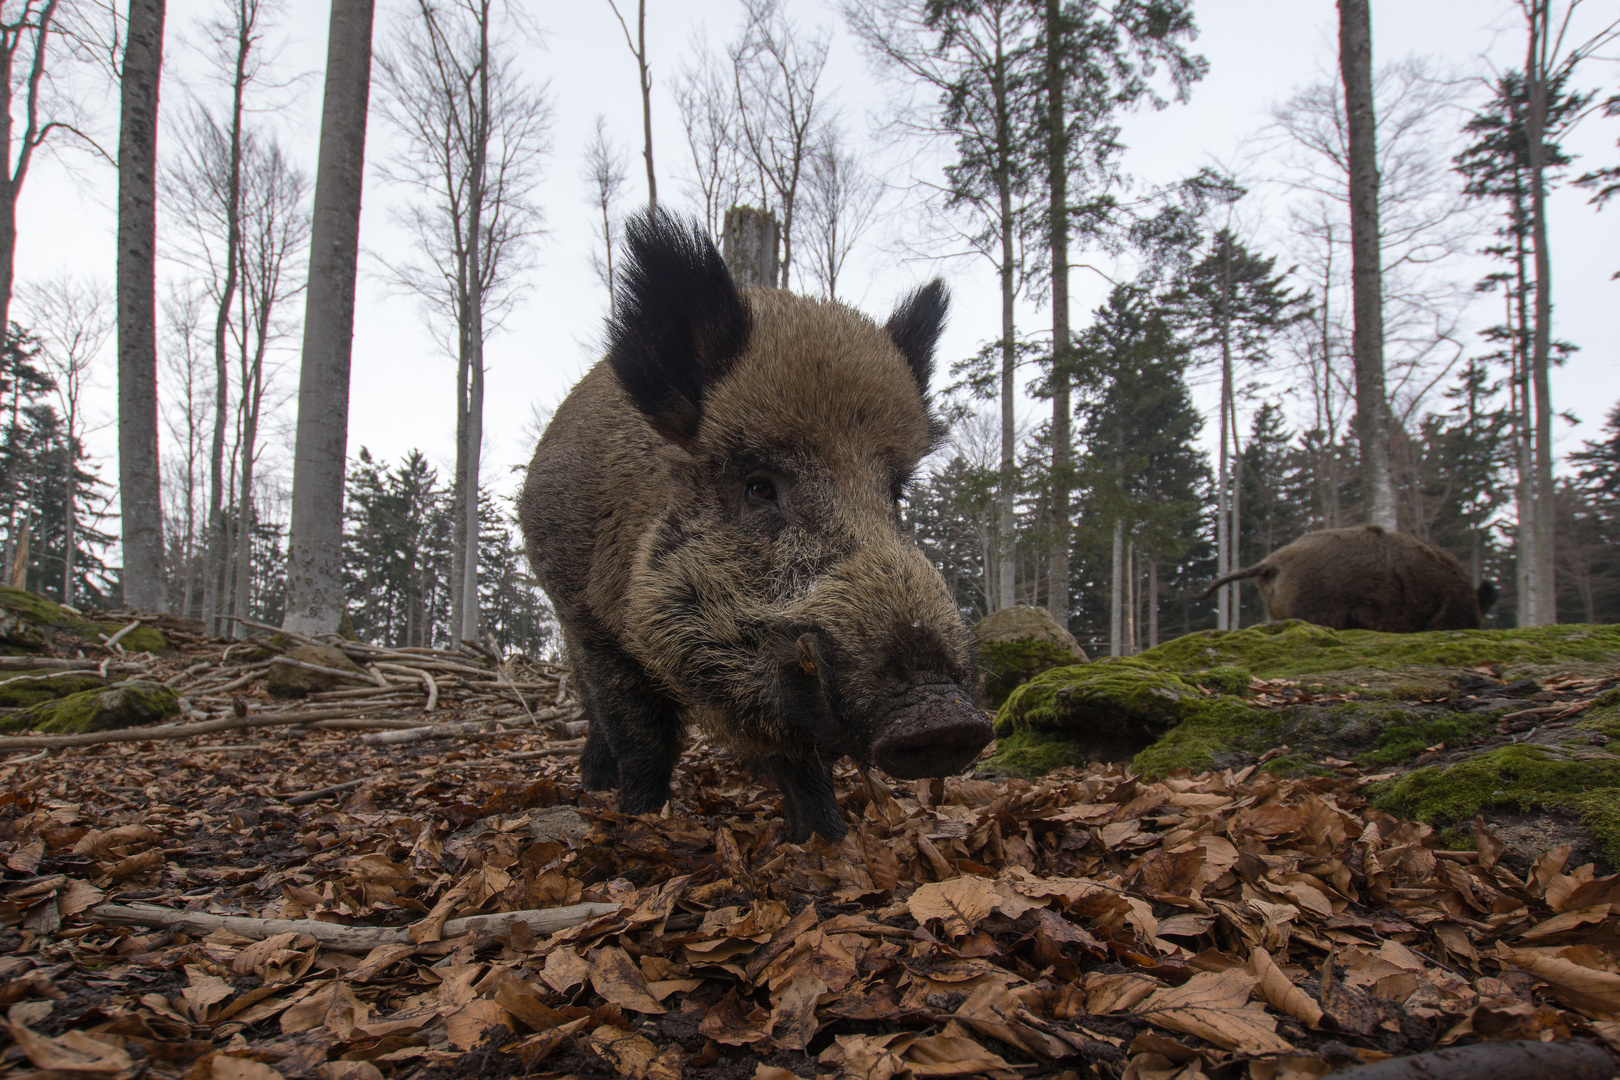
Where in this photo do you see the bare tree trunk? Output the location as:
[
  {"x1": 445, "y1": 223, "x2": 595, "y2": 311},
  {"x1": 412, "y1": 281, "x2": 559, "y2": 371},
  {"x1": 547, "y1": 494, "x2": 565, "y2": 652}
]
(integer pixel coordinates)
[
  {"x1": 202, "y1": 6, "x2": 251, "y2": 635},
  {"x1": 997, "y1": 161, "x2": 1016, "y2": 613},
  {"x1": 116, "y1": 0, "x2": 166, "y2": 611},
  {"x1": 1148, "y1": 558, "x2": 1159, "y2": 649},
  {"x1": 0, "y1": 0, "x2": 61, "y2": 335},
  {"x1": 607, "y1": 0, "x2": 655, "y2": 210},
  {"x1": 1229, "y1": 390, "x2": 1244, "y2": 630},
  {"x1": 284, "y1": 0, "x2": 375, "y2": 636},
  {"x1": 1109, "y1": 517, "x2": 1122, "y2": 657},
  {"x1": 1336, "y1": 0, "x2": 1396, "y2": 531},
  {"x1": 1523, "y1": 4, "x2": 1557, "y2": 624},
  {"x1": 231, "y1": 328, "x2": 263, "y2": 628},
  {"x1": 456, "y1": 0, "x2": 491, "y2": 645},
  {"x1": 1124, "y1": 538, "x2": 1135, "y2": 656},
  {"x1": 1044, "y1": 0, "x2": 1070, "y2": 627},
  {"x1": 61, "y1": 429, "x2": 74, "y2": 603},
  {"x1": 1216, "y1": 241, "x2": 1233, "y2": 629}
]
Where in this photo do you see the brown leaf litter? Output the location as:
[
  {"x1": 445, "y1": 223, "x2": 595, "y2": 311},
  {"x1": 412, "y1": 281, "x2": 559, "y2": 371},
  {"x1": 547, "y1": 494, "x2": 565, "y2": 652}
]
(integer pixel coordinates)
[{"x1": 3, "y1": 632, "x2": 1620, "y2": 1079}]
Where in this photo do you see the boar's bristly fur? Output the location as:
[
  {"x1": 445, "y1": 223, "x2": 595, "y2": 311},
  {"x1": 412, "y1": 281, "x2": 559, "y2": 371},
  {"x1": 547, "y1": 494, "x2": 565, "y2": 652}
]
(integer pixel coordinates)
[
  {"x1": 1200, "y1": 525, "x2": 1496, "y2": 632},
  {"x1": 519, "y1": 209, "x2": 989, "y2": 844}
]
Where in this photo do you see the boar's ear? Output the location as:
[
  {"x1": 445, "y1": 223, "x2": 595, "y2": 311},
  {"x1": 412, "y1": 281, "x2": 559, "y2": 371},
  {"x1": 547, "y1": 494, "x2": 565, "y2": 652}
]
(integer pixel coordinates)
[
  {"x1": 884, "y1": 279, "x2": 949, "y2": 393},
  {"x1": 609, "y1": 209, "x2": 752, "y2": 445}
]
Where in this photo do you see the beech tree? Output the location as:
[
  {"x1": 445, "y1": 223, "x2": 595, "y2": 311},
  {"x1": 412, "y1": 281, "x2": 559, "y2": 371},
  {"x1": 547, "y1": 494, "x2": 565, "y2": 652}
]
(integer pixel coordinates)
[
  {"x1": 1336, "y1": 0, "x2": 1397, "y2": 532},
  {"x1": 844, "y1": 0, "x2": 1036, "y2": 612},
  {"x1": 115, "y1": 0, "x2": 165, "y2": 610},
  {"x1": 283, "y1": 0, "x2": 375, "y2": 635},
  {"x1": 374, "y1": 0, "x2": 550, "y2": 644}
]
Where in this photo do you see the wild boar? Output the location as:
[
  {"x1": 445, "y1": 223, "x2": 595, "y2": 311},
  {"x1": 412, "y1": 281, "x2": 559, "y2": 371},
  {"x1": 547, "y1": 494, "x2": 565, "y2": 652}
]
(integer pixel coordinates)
[
  {"x1": 1200, "y1": 525, "x2": 1498, "y2": 633},
  {"x1": 518, "y1": 210, "x2": 991, "y2": 843}
]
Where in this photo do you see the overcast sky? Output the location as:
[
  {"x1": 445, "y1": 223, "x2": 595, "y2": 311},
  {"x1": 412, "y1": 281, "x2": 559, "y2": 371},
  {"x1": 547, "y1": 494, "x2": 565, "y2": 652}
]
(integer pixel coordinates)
[{"x1": 14, "y1": 0, "x2": 1620, "y2": 531}]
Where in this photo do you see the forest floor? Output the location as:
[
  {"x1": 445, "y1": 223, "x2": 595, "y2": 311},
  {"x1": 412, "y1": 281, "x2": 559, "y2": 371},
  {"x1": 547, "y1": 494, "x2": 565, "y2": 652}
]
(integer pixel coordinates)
[{"x1": 4, "y1": 605, "x2": 1620, "y2": 1080}]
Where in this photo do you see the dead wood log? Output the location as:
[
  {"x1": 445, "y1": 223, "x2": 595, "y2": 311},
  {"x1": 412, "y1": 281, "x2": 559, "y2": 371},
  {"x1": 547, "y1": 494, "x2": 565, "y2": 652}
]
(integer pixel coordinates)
[
  {"x1": 85, "y1": 901, "x2": 622, "y2": 952},
  {"x1": 0, "y1": 705, "x2": 400, "y2": 750},
  {"x1": 1327, "y1": 1040, "x2": 1614, "y2": 1080}
]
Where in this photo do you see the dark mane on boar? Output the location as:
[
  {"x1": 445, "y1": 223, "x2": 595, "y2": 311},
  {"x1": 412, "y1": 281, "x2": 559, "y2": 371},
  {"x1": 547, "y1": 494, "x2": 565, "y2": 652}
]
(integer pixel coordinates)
[{"x1": 519, "y1": 208, "x2": 991, "y2": 843}]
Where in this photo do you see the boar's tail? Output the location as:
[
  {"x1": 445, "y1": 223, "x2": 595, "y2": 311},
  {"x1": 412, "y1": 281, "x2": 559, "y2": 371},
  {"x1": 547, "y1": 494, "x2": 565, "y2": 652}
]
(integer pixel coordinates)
[{"x1": 1196, "y1": 563, "x2": 1272, "y2": 602}]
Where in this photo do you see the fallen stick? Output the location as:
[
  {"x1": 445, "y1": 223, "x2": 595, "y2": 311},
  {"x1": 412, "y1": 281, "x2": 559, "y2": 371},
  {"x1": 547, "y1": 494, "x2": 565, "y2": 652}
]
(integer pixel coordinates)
[
  {"x1": 359, "y1": 724, "x2": 460, "y2": 745},
  {"x1": 306, "y1": 718, "x2": 447, "y2": 732},
  {"x1": 1325, "y1": 1040, "x2": 1614, "y2": 1080},
  {"x1": 85, "y1": 901, "x2": 622, "y2": 953},
  {"x1": 0, "y1": 705, "x2": 402, "y2": 750},
  {"x1": 100, "y1": 619, "x2": 144, "y2": 652},
  {"x1": 2, "y1": 748, "x2": 49, "y2": 764},
  {"x1": 286, "y1": 778, "x2": 368, "y2": 805},
  {"x1": 270, "y1": 655, "x2": 375, "y2": 685}
]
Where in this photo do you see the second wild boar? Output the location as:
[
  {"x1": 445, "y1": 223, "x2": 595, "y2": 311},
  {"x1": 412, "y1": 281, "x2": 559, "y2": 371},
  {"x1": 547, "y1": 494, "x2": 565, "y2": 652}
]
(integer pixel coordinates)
[
  {"x1": 518, "y1": 210, "x2": 991, "y2": 843},
  {"x1": 1200, "y1": 524, "x2": 1498, "y2": 632}
]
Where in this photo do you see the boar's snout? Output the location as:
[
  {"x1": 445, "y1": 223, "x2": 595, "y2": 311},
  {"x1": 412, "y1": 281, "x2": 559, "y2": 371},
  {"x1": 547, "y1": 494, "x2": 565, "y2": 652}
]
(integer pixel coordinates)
[{"x1": 869, "y1": 675, "x2": 992, "y2": 780}]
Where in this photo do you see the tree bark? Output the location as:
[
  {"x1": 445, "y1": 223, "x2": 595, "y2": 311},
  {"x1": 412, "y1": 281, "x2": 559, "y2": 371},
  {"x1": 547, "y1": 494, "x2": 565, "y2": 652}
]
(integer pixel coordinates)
[
  {"x1": 995, "y1": 22, "x2": 1016, "y2": 614},
  {"x1": 1336, "y1": 0, "x2": 1396, "y2": 531},
  {"x1": 1216, "y1": 237, "x2": 1233, "y2": 630},
  {"x1": 114, "y1": 0, "x2": 166, "y2": 612},
  {"x1": 284, "y1": 0, "x2": 375, "y2": 635},
  {"x1": 1523, "y1": 3, "x2": 1557, "y2": 624},
  {"x1": 1108, "y1": 518, "x2": 1122, "y2": 657},
  {"x1": 1044, "y1": 0, "x2": 1070, "y2": 628}
]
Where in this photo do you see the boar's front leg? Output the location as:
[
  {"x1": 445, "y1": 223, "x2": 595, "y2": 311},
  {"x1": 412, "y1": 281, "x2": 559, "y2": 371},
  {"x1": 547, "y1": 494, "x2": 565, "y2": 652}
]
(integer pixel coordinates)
[
  {"x1": 766, "y1": 756, "x2": 848, "y2": 843},
  {"x1": 571, "y1": 638, "x2": 685, "y2": 815}
]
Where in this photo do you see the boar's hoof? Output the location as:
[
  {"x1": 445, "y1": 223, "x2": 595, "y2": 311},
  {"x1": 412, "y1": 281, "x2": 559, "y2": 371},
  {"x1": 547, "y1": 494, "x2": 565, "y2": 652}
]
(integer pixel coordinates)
[
  {"x1": 870, "y1": 681, "x2": 993, "y2": 780},
  {"x1": 770, "y1": 757, "x2": 849, "y2": 844}
]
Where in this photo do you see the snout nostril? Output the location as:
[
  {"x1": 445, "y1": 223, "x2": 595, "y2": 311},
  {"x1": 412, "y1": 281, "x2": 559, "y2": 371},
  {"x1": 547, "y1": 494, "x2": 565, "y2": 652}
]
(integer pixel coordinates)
[{"x1": 871, "y1": 712, "x2": 993, "y2": 780}]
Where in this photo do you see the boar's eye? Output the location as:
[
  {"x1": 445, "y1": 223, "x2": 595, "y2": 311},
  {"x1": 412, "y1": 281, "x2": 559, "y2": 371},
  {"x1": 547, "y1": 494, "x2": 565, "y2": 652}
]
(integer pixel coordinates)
[{"x1": 746, "y1": 476, "x2": 778, "y2": 504}]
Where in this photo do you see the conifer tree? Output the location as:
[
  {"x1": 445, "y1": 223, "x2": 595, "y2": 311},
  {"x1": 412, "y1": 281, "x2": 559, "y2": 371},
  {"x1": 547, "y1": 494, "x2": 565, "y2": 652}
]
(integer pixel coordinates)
[{"x1": 1165, "y1": 230, "x2": 1303, "y2": 630}]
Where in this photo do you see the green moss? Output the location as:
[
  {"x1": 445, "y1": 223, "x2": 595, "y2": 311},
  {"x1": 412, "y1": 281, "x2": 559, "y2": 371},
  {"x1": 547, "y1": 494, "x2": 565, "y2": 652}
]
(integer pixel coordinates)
[
  {"x1": 980, "y1": 731, "x2": 1095, "y2": 777},
  {"x1": 0, "y1": 587, "x2": 70, "y2": 626},
  {"x1": 1191, "y1": 665, "x2": 1252, "y2": 696},
  {"x1": 1362, "y1": 711, "x2": 1500, "y2": 766},
  {"x1": 1369, "y1": 746, "x2": 1620, "y2": 862},
  {"x1": 1134, "y1": 620, "x2": 1620, "y2": 680},
  {"x1": 1, "y1": 682, "x2": 180, "y2": 734},
  {"x1": 1132, "y1": 698, "x2": 1278, "y2": 775},
  {"x1": 0, "y1": 587, "x2": 170, "y2": 654},
  {"x1": 997, "y1": 658, "x2": 1199, "y2": 737},
  {"x1": 0, "y1": 672, "x2": 108, "y2": 708},
  {"x1": 978, "y1": 638, "x2": 1085, "y2": 709}
]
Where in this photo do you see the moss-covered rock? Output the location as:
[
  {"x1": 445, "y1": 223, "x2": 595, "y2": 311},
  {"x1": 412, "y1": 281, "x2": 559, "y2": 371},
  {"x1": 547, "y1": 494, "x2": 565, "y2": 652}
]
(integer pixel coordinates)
[
  {"x1": 0, "y1": 587, "x2": 170, "y2": 655},
  {"x1": 1136, "y1": 619, "x2": 1620, "y2": 682},
  {"x1": 1, "y1": 682, "x2": 180, "y2": 734},
  {"x1": 994, "y1": 658, "x2": 1203, "y2": 762},
  {"x1": 980, "y1": 731, "x2": 1095, "y2": 778},
  {"x1": 0, "y1": 671, "x2": 108, "y2": 708},
  {"x1": 267, "y1": 644, "x2": 370, "y2": 698},
  {"x1": 975, "y1": 605, "x2": 1088, "y2": 709},
  {"x1": 1369, "y1": 746, "x2": 1620, "y2": 864}
]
